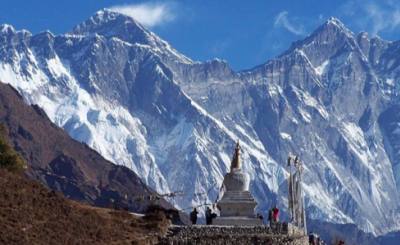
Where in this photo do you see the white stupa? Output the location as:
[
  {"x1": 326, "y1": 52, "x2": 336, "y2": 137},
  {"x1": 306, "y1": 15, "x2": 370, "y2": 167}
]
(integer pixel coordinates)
[{"x1": 213, "y1": 142, "x2": 262, "y2": 226}]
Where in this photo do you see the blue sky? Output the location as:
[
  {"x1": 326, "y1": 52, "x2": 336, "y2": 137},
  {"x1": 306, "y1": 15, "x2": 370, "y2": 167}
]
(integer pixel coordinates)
[{"x1": 1, "y1": 0, "x2": 400, "y2": 70}]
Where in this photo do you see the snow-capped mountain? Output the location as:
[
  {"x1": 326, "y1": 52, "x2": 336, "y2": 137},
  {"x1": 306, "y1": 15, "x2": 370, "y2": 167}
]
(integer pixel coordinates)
[{"x1": 0, "y1": 10, "x2": 399, "y2": 235}]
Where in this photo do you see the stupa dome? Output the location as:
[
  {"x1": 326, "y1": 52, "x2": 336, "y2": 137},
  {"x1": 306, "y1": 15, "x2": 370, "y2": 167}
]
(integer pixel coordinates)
[
  {"x1": 223, "y1": 169, "x2": 250, "y2": 191},
  {"x1": 222, "y1": 141, "x2": 250, "y2": 191}
]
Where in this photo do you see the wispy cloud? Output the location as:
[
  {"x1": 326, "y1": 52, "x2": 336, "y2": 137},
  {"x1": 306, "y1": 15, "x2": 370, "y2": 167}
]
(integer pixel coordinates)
[
  {"x1": 210, "y1": 39, "x2": 231, "y2": 55},
  {"x1": 364, "y1": 2, "x2": 400, "y2": 35},
  {"x1": 274, "y1": 11, "x2": 305, "y2": 36},
  {"x1": 340, "y1": 0, "x2": 400, "y2": 36},
  {"x1": 110, "y1": 2, "x2": 175, "y2": 28}
]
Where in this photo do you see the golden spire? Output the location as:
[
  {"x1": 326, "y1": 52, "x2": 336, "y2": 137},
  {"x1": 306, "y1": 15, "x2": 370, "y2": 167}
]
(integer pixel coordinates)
[{"x1": 230, "y1": 140, "x2": 241, "y2": 171}]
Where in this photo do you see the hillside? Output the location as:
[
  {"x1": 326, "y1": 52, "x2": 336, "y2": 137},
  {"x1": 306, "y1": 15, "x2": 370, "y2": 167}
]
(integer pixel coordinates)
[
  {"x1": 0, "y1": 169, "x2": 168, "y2": 244},
  {"x1": 0, "y1": 82, "x2": 174, "y2": 214}
]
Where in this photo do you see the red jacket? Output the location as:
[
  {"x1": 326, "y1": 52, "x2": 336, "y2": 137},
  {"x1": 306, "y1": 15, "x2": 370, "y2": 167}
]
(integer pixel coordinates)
[{"x1": 272, "y1": 208, "x2": 279, "y2": 221}]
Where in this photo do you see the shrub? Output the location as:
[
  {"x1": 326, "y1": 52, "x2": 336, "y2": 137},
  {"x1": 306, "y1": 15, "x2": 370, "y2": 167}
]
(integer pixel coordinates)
[{"x1": 0, "y1": 124, "x2": 26, "y2": 173}]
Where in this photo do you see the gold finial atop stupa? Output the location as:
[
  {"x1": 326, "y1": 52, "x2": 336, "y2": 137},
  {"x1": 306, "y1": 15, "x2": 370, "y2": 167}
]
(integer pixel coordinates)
[{"x1": 230, "y1": 140, "x2": 241, "y2": 171}]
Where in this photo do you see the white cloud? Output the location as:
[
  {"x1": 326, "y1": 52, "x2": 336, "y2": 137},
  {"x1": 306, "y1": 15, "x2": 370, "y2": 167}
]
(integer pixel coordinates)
[
  {"x1": 274, "y1": 11, "x2": 305, "y2": 36},
  {"x1": 340, "y1": 0, "x2": 400, "y2": 36},
  {"x1": 364, "y1": 2, "x2": 400, "y2": 35},
  {"x1": 110, "y1": 2, "x2": 175, "y2": 28}
]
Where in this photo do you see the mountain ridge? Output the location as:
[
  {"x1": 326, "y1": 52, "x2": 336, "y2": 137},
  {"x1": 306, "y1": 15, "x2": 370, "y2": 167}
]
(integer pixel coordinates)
[
  {"x1": 0, "y1": 10, "x2": 399, "y2": 236},
  {"x1": 0, "y1": 81, "x2": 175, "y2": 214}
]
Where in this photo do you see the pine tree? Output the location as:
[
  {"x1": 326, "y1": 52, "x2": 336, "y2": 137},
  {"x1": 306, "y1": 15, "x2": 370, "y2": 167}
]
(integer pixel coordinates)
[{"x1": 0, "y1": 124, "x2": 26, "y2": 172}]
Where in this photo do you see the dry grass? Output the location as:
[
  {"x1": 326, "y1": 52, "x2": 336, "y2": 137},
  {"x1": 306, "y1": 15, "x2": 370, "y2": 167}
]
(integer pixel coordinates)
[{"x1": 0, "y1": 169, "x2": 170, "y2": 245}]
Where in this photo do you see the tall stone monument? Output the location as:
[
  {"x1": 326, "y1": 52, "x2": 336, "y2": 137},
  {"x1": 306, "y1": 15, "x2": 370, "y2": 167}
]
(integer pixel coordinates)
[{"x1": 213, "y1": 141, "x2": 262, "y2": 226}]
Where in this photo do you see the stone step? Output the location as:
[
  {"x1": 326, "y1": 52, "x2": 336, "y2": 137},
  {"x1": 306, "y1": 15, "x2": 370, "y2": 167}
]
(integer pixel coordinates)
[{"x1": 222, "y1": 193, "x2": 254, "y2": 197}]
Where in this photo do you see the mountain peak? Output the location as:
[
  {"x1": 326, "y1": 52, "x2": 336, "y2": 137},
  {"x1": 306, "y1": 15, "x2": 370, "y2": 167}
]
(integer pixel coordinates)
[
  {"x1": 93, "y1": 8, "x2": 141, "y2": 25},
  {"x1": 326, "y1": 17, "x2": 344, "y2": 26},
  {"x1": 0, "y1": 24, "x2": 15, "y2": 34},
  {"x1": 71, "y1": 8, "x2": 155, "y2": 51},
  {"x1": 318, "y1": 17, "x2": 354, "y2": 37},
  {"x1": 71, "y1": 9, "x2": 192, "y2": 64},
  {"x1": 0, "y1": 24, "x2": 31, "y2": 40},
  {"x1": 278, "y1": 17, "x2": 357, "y2": 68},
  {"x1": 72, "y1": 8, "x2": 145, "y2": 35}
]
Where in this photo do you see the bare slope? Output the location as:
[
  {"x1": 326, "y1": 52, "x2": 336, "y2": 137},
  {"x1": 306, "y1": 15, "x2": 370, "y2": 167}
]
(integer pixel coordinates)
[{"x1": 0, "y1": 169, "x2": 168, "y2": 245}]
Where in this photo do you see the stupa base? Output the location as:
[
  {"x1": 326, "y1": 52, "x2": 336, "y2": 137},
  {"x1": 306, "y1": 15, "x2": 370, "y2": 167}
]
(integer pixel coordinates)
[{"x1": 213, "y1": 216, "x2": 263, "y2": 226}]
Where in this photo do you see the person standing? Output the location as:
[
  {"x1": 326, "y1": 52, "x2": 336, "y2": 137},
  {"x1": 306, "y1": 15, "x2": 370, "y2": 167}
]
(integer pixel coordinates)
[
  {"x1": 309, "y1": 232, "x2": 315, "y2": 245},
  {"x1": 256, "y1": 213, "x2": 264, "y2": 221},
  {"x1": 272, "y1": 205, "x2": 280, "y2": 222},
  {"x1": 205, "y1": 207, "x2": 212, "y2": 225},
  {"x1": 268, "y1": 208, "x2": 273, "y2": 227},
  {"x1": 190, "y1": 208, "x2": 198, "y2": 225}
]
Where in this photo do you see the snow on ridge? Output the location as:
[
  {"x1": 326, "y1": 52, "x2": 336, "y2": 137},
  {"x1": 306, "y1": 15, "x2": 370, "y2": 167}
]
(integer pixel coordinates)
[
  {"x1": 188, "y1": 95, "x2": 267, "y2": 159},
  {"x1": 0, "y1": 24, "x2": 15, "y2": 33},
  {"x1": 280, "y1": 132, "x2": 292, "y2": 141},
  {"x1": 291, "y1": 86, "x2": 329, "y2": 120},
  {"x1": 294, "y1": 49, "x2": 324, "y2": 87},
  {"x1": 303, "y1": 182, "x2": 353, "y2": 224},
  {"x1": 386, "y1": 78, "x2": 395, "y2": 86},
  {"x1": 182, "y1": 90, "x2": 283, "y2": 193},
  {"x1": 0, "y1": 49, "x2": 171, "y2": 194},
  {"x1": 267, "y1": 83, "x2": 282, "y2": 97},
  {"x1": 294, "y1": 49, "x2": 330, "y2": 82},
  {"x1": 234, "y1": 124, "x2": 265, "y2": 150},
  {"x1": 340, "y1": 122, "x2": 371, "y2": 166},
  {"x1": 337, "y1": 121, "x2": 397, "y2": 230},
  {"x1": 71, "y1": 9, "x2": 193, "y2": 65},
  {"x1": 315, "y1": 60, "x2": 329, "y2": 76},
  {"x1": 325, "y1": 17, "x2": 355, "y2": 38}
]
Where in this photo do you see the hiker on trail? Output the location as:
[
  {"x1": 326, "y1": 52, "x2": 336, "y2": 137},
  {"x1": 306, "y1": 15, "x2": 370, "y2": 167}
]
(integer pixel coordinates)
[
  {"x1": 190, "y1": 208, "x2": 198, "y2": 225},
  {"x1": 205, "y1": 207, "x2": 213, "y2": 225}
]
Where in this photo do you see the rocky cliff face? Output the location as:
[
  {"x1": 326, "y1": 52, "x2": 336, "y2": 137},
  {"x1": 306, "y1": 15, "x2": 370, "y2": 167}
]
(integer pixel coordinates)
[{"x1": 0, "y1": 11, "x2": 399, "y2": 235}]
